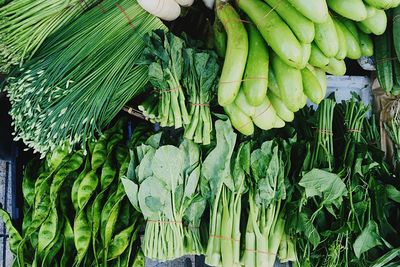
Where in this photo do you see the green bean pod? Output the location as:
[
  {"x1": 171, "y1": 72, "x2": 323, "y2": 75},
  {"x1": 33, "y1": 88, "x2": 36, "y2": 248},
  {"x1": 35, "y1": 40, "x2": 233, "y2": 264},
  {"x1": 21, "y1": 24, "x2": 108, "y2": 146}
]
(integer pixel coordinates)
[
  {"x1": 42, "y1": 228, "x2": 64, "y2": 266},
  {"x1": 107, "y1": 133, "x2": 124, "y2": 153},
  {"x1": 107, "y1": 224, "x2": 136, "y2": 260},
  {"x1": 60, "y1": 218, "x2": 75, "y2": 267},
  {"x1": 47, "y1": 142, "x2": 71, "y2": 171},
  {"x1": 0, "y1": 208, "x2": 22, "y2": 254},
  {"x1": 74, "y1": 211, "x2": 92, "y2": 266},
  {"x1": 27, "y1": 178, "x2": 52, "y2": 237},
  {"x1": 71, "y1": 158, "x2": 91, "y2": 211},
  {"x1": 50, "y1": 150, "x2": 84, "y2": 203},
  {"x1": 115, "y1": 145, "x2": 129, "y2": 167},
  {"x1": 100, "y1": 190, "x2": 118, "y2": 244},
  {"x1": 115, "y1": 200, "x2": 131, "y2": 233},
  {"x1": 77, "y1": 170, "x2": 99, "y2": 209},
  {"x1": 92, "y1": 135, "x2": 108, "y2": 170},
  {"x1": 100, "y1": 157, "x2": 116, "y2": 191},
  {"x1": 104, "y1": 194, "x2": 124, "y2": 247},
  {"x1": 22, "y1": 204, "x2": 32, "y2": 236},
  {"x1": 37, "y1": 206, "x2": 59, "y2": 257},
  {"x1": 22, "y1": 161, "x2": 37, "y2": 208},
  {"x1": 90, "y1": 190, "x2": 107, "y2": 265}
]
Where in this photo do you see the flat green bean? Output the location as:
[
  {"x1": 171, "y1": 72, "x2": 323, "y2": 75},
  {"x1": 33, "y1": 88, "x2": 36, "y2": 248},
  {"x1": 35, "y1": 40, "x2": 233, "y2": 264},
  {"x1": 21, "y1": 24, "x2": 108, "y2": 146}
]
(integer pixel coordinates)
[
  {"x1": 42, "y1": 226, "x2": 64, "y2": 267},
  {"x1": 37, "y1": 206, "x2": 58, "y2": 257},
  {"x1": 107, "y1": 133, "x2": 124, "y2": 152},
  {"x1": 77, "y1": 170, "x2": 99, "y2": 209},
  {"x1": 74, "y1": 210, "x2": 91, "y2": 266},
  {"x1": 60, "y1": 217, "x2": 75, "y2": 267},
  {"x1": 0, "y1": 208, "x2": 22, "y2": 254},
  {"x1": 50, "y1": 150, "x2": 84, "y2": 203},
  {"x1": 71, "y1": 157, "x2": 91, "y2": 211},
  {"x1": 100, "y1": 157, "x2": 116, "y2": 191},
  {"x1": 22, "y1": 161, "x2": 37, "y2": 207},
  {"x1": 92, "y1": 135, "x2": 109, "y2": 170},
  {"x1": 47, "y1": 142, "x2": 71, "y2": 171},
  {"x1": 107, "y1": 223, "x2": 136, "y2": 260}
]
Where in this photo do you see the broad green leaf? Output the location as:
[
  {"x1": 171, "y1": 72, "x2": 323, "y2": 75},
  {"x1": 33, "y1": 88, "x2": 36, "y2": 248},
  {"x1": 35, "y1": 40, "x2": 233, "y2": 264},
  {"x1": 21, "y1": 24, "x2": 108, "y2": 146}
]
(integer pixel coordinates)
[
  {"x1": 184, "y1": 165, "x2": 200, "y2": 199},
  {"x1": 145, "y1": 132, "x2": 162, "y2": 149},
  {"x1": 353, "y1": 221, "x2": 383, "y2": 258},
  {"x1": 386, "y1": 185, "x2": 400, "y2": 203},
  {"x1": 121, "y1": 177, "x2": 140, "y2": 212},
  {"x1": 183, "y1": 196, "x2": 207, "y2": 226},
  {"x1": 137, "y1": 148, "x2": 155, "y2": 183},
  {"x1": 126, "y1": 150, "x2": 136, "y2": 182},
  {"x1": 299, "y1": 169, "x2": 347, "y2": 205},
  {"x1": 202, "y1": 120, "x2": 237, "y2": 202},
  {"x1": 151, "y1": 145, "x2": 184, "y2": 191},
  {"x1": 233, "y1": 142, "x2": 250, "y2": 193},
  {"x1": 138, "y1": 176, "x2": 172, "y2": 220},
  {"x1": 179, "y1": 139, "x2": 200, "y2": 176},
  {"x1": 298, "y1": 212, "x2": 320, "y2": 249}
]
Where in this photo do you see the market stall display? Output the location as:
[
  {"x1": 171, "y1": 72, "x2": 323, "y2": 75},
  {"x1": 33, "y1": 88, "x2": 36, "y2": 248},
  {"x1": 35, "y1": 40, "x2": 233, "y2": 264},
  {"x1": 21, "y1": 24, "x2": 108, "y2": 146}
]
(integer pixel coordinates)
[{"x1": 1, "y1": 0, "x2": 400, "y2": 267}]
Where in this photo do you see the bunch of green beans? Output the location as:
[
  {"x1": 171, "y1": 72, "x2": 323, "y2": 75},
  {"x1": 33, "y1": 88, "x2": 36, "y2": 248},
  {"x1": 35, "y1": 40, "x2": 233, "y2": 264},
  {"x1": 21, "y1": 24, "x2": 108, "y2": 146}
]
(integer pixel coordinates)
[{"x1": 0, "y1": 120, "x2": 144, "y2": 267}]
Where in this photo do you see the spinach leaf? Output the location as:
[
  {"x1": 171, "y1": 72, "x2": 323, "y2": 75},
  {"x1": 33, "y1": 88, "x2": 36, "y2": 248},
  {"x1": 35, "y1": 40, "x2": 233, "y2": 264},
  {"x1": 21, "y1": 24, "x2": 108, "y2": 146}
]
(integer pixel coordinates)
[{"x1": 353, "y1": 221, "x2": 383, "y2": 258}]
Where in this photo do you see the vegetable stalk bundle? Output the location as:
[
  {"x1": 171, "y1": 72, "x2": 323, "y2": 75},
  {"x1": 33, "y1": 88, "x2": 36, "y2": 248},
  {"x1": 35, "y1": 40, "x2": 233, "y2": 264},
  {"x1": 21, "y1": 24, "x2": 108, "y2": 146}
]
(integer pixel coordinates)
[
  {"x1": 122, "y1": 134, "x2": 207, "y2": 260},
  {"x1": 201, "y1": 120, "x2": 248, "y2": 267},
  {"x1": 243, "y1": 140, "x2": 292, "y2": 267},
  {"x1": 0, "y1": 0, "x2": 97, "y2": 72},
  {"x1": 138, "y1": 31, "x2": 219, "y2": 145},
  {"x1": 6, "y1": 0, "x2": 166, "y2": 154}
]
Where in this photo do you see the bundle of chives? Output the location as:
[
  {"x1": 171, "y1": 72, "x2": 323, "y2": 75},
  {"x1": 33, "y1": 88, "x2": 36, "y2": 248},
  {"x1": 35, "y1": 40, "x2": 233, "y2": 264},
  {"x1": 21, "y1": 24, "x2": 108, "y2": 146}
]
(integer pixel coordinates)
[
  {"x1": 0, "y1": 0, "x2": 97, "y2": 73},
  {"x1": 6, "y1": 0, "x2": 166, "y2": 154}
]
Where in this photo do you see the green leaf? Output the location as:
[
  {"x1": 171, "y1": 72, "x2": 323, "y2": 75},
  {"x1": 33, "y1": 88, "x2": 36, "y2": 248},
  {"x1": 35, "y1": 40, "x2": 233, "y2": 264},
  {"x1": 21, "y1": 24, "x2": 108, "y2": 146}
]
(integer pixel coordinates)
[
  {"x1": 137, "y1": 148, "x2": 156, "y2": 183},
  {"x1": 299, "y1": 169, "x2": 347, "y2": 205},
  {"x1": 121, "y1": 177, "x2": 140, "y2": 212},
  {"x1": 151, "y1": 145, "x2": 184, "y2": 191},
  {"x1": 298, "y1": 212, "x2": 320, "y2": 249},
  {"x1": 386, "y1": 185, "x2": 400, "y2": 203},
  {"x1": 145, "y1": 132, "x2": 162, "y2": 149},
  {"x1": 179, "y1": 139, "x2": 200, "y2": 176},
  {"x1": 202, "y1": 120, "x2": 237, "y2": 202},
  {"x1": 138, "y1": 176, "x2": 172, "y2": 220},
  {"x1": 232, "y1": 142, "x2": 250, "y2": 193},
  {"x1": 183, "y1": 196, "x2": 207, "y2": 226},
  {"x1": 353, "y1": 221, "x2": 383, "y2": 258},
  {"x1": 184, "y1": 165, "x2": 200, "y2": 199}
]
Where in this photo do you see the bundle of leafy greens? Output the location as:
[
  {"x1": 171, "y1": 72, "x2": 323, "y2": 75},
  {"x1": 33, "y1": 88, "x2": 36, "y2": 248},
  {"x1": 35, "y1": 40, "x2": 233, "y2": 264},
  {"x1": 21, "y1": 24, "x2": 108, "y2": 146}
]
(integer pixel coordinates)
[
  {"x1": 291, "y1": 97, "x2": 400, "y2": 266},
  {"x1": 0, "y1": 0, "x2": 97, "y2": 72},
  {"x1": 5, "y1": 0, "x2": 166, "y2": 154},
  {"x1": 242, "y1": 139, "x2": 294, "y2": 267},
  {"x1": 138, "y1": 30, "x2": 220, "y2": 145},
  {"x1": 201, "y1": 119, "x2": 248, "y2": 267},
  {"x1": 121, "y1": 133, "x2": 207, "y2": 260}
]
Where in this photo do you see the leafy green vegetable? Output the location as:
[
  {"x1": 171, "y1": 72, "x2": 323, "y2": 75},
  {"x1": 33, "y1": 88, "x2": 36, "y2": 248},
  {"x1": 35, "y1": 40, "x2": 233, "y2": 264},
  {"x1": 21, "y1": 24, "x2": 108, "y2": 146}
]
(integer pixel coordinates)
[
  {"x1": 123, "y1": 133, "x2": 206, "y2": 260},
  {"x1": 139, "y1": 31, "x2": 220, "y2": 145},
  {"x1": 353, "y1": 221, "x2": 383, "y2": 258},
  {"x1": 299, "y1": 169, "x2": 347, "y2": 207}
]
